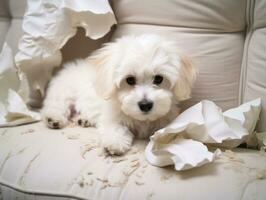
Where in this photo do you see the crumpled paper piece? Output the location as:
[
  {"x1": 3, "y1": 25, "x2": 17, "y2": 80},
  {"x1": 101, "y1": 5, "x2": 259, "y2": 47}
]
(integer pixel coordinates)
[
  {"x1": 0, "y1": 89, "x2": 41, "y2": 127},
  {"x1": 15, "y1": 0, "x2": 116, "y2": 98},
  {"x1": 0, "y1": 44, "x2": 40, "y2": 127},
  {"x1": 145, "y1": 99, "x2": 261, "y2": 171}
]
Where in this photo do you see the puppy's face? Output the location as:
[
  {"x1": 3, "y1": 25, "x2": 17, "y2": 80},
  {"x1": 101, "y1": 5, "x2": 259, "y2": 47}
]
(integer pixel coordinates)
[
  {"x1": 115, "y1": 48, "x2": 176, "y2": 121},
  {"x1": 92, "y1": 35, "x2": 196, "y2": 121}
]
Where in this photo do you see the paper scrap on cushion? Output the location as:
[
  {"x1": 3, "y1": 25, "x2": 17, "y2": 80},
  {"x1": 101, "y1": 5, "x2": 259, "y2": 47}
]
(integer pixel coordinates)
[
  {"x1": 0, "y1": 44, "x2": 40, "y2": 127},
  {"x1": 223, "y1": 98, "x2": 261, "y2": 147},
  {"x1": 145, "y1": 99, "x2": 261, "y2": 171},
  {"x1": 0, "y1": 89, "x2": 41, "y2": 127},
  {"x1": 146, "y1": 137, "x2": 221, "y2": 171}
]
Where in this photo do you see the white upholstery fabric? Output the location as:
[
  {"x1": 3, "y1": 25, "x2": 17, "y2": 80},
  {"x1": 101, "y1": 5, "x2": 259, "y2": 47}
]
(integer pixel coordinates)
[
  {"x1": 242, "y1": 0, "x2": 266, "y2": 131},
  {"x1": 1, "y1": 123, "x2": 266, "y2": 200}
]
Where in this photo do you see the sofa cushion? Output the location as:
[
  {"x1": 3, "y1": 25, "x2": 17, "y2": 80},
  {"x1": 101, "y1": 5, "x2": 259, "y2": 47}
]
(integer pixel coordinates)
[
  {"x1": 0, "y1": 123, "x2": 266, "y2": 200},
  {"x1": 111, "y1": 0, "x2": 246, "y2": 111}
]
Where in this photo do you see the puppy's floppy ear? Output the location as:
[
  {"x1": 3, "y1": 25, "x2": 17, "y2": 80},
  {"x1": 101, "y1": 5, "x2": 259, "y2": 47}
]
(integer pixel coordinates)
[
  {"x1": 89, "y1": 44, "x2": 116, "y2": 100},
  {"x1": 173, "y1": 55, "x2": 197, "y2": 101}
]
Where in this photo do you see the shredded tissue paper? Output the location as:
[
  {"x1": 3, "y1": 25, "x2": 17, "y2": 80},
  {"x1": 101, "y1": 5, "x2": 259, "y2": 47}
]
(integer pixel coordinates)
[{"x1": 145, "y1": 99, "x2": 262, "y2": 171}]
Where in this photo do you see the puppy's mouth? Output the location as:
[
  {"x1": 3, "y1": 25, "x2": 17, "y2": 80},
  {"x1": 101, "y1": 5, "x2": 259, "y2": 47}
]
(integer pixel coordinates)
[
  {"x1": 121, "y1": 100, "x2": 166, "y2": 122},
  {"x1": 142, "y1": 111, "x2": 150, "y2": 115},
  {"x1": 123, "y1": 109, "x2": 163, "y2": 122},
  {"x1": 136, "y1": 110, "x2": 163, "y2": 122}
]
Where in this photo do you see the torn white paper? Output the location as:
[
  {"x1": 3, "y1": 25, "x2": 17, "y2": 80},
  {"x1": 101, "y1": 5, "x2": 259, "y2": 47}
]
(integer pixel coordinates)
[
  {"x1": 0, "y1": 89, "x2": 41, "y2": 127},
  {"x1": 15, "y1": 0, "x2": 116, "y2": 97},
  {"x1": 146, "y1": 138, "x2": 221, "y2": 170},
  {"x1": 0, "y1": 44, "x2": 41, "y2": 127},
  {"x1": 145, "y1": 99, "x2": 261, "y2": 171}
]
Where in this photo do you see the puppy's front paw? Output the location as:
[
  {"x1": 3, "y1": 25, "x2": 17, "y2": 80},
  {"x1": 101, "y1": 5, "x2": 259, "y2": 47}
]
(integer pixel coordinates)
[
  {"x1": 45, "y1": 117, "x2": 67, "y2": 129},
  {"x1": 76, "y1": 118, "x2": 91, "y2": 127},
  {"x1": 101, "y1": 127, "x2": 133, "y2": 156},
  {"x1": 42, "y1": 111, "x2": 68, "y2": 129},
  {"x1": 103, "y1": 138, "x2": 132, "y2": 156}
]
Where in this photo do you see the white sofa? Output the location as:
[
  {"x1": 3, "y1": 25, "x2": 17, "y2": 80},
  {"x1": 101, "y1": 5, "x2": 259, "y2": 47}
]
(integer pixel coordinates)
[{"x1": 1, "y1": 0, "x2": 266, "y2": 199}]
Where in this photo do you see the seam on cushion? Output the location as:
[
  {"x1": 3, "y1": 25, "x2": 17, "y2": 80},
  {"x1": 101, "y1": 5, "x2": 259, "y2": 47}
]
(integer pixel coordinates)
[
  {"x1": 118, "y1": 22, "x2": 245, "y2": 34},
  {"x1": 0, "y1": 180, "x2": 89, "y2": 200},
  {"x1": 239, "y1": 0, "x2": 255, "y2": 105},
  {"x1": 0, "y1": 17, "x2": 11, "y2": 22},
  {"x1": 6, "y1": 16, "x2": 25, "y2": 20},
  {"x1": 252, "y1": 26, "x2": 266, "y2": 32}
]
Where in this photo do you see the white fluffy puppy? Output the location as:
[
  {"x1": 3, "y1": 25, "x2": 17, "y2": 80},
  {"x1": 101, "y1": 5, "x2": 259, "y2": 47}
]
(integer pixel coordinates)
[{"x1": 42, "y1": 35, "x2": 197, "y2": 155}]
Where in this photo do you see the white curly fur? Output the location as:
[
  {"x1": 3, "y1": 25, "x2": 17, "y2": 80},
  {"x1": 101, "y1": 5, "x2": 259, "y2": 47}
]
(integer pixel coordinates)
[{"x1": 41, "y1": 34, "x2": 197, "y2": 155}]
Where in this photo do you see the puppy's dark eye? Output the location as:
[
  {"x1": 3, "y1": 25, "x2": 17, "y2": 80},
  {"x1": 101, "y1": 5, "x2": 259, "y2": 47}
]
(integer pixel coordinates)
[
  {"x1": 153, "y1": 75, "x2": 163, "y2": 85},
  {"x1": 126, "y1": 76, "x2": 136, "y2": 86}
]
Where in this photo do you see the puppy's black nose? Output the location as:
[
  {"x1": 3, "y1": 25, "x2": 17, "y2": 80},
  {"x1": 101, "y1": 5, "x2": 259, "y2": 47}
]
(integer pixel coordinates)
[{"x1": 138, "y1": 99, "x2": 153, "y2": 112}]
